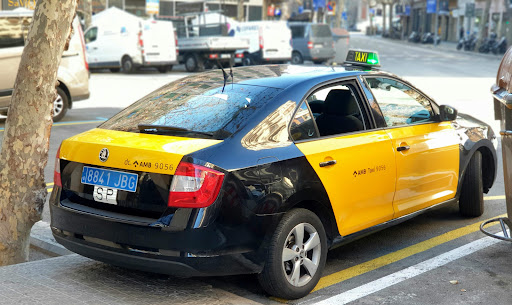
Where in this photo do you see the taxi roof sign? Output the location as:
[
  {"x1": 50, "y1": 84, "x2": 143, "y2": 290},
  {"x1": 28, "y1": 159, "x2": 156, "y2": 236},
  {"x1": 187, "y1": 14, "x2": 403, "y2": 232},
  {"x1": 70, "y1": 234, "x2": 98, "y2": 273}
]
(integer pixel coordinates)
[{"x1": 344, "y1": 50, "x2": 380, "y2": 68}]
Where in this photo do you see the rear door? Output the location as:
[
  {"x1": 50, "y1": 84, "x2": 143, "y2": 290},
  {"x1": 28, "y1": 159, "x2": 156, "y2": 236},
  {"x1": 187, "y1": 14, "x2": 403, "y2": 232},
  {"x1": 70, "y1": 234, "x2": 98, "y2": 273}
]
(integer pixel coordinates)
[
  {"x1": 261, "y1": 22, "x2": 292, "y2": 60},
  {"x1": 142, "y1": 20, "x2": 177, "y2": 64},
  {"x1": 293, "y1": 80, "x2": 396, "y2": 236},
  {"x1": 362, "y1": 76, "x2": 460, "y2": 218}
]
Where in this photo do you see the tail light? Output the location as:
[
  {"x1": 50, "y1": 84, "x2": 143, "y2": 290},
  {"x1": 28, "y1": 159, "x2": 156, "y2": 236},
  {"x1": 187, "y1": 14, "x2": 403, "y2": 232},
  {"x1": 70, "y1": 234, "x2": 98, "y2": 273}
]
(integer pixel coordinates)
[
  {"x1": 174, "y1": 30, "x2": 179, "y2": 56},
  {"x1": 138, "y1": 31, "x2": 144, "y2": 53},
  {"x1": 259, "y1": 28, "x2": 264, "y2": 50},
  {"x1": 332, "y1": 42, "x2": 335, "y2": 48},
  {"x1": 77, "y1": 23, "x2": 88, "y2": 71},
  {"x1": 54, "y1": 145, "x2": 62, "y2": 188},
  {"x1": 307, "y1": 41, "x2": 313, "y2": 49},
  {"x1": 235, "y1": 53, "x2": 244, "y2": 58},
  {"x1": 168, "y1": 162, "x2": 225, "y2": 208},
  {"x1": 209, "y1": 54, "x2": 219, "y2": 59}
]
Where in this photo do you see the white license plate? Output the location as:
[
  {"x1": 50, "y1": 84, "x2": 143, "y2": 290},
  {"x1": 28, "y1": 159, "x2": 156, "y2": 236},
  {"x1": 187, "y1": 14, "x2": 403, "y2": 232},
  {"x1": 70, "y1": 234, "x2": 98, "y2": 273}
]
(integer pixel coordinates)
[
  {"x1": 221, "y1": 54, "x2": 231, "y2": 59},
  {"x1": 314, "y1": 44, "x2": 323, "y2": 48},
  {"x1": 93, "y1": 186, "x2": 118, "y2": 205}
]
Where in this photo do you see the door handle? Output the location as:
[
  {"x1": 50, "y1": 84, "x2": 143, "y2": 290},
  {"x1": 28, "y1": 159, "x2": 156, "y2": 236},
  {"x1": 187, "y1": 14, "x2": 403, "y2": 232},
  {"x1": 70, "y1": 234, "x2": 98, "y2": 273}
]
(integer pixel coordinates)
[
  {"x1": 319, "y1": 160, "x2": 337, "y2": 167},
  {"x1": 397, "y1": 145, "x2": 410, "y2": 152}
]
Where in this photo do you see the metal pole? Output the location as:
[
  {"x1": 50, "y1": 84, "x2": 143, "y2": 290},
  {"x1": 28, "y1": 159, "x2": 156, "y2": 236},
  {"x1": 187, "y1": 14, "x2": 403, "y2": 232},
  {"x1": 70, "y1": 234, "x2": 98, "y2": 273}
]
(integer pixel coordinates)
[
  {"x1": 434, "y1": 4, "x2": 438, "y2": 47},
  {"x1": 246, "y1": 4, "x2": 250, "y2": 21}
]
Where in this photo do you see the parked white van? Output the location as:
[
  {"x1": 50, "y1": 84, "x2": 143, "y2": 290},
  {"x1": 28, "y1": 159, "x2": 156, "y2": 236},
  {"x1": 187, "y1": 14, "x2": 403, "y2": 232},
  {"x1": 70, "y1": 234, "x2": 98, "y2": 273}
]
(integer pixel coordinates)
[
  {"x1": 85, "y1": 7, "x2": 178, "y2": 73},
  {"x1": 0, "y1": 9, "x2": 89, "y2": 122},
  {"x1": 234, "y1": 21, "x2": 292, "y2": 65}
]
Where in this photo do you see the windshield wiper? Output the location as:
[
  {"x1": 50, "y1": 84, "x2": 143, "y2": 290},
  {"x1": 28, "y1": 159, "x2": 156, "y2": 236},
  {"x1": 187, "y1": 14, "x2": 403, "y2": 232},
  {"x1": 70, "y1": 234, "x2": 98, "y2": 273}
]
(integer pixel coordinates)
[{"x1": 137, "y1": 124, "x2": 213, "y2": 137}]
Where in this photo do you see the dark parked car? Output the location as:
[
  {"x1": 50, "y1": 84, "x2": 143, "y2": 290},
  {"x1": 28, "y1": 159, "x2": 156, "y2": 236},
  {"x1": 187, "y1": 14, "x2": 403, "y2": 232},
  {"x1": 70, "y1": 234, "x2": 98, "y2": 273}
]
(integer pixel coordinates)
[{"x1": 288, "y1": 22, "x2": 335, "y2": 64}]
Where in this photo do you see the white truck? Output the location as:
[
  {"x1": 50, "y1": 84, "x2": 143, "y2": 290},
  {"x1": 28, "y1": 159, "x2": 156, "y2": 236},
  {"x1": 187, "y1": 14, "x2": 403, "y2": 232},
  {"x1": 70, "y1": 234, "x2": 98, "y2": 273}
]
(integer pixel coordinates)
[
  {"x1": 161, "y1": 12, "x2": 249, "y2": 72},
  {"x1": 234, "y1": 21, "x2": 293, "y2": 66},
  {"x1": 84, "y1": 7, "x2": 178, "y2": 73}
]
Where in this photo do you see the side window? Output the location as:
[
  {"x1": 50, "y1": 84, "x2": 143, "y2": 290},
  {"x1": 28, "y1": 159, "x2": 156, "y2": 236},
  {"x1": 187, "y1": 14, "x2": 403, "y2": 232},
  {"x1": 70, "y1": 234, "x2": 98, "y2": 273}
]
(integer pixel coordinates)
[
  {"x1": 290, "y1": 101, "x2": 318, "y2": 141},
  {"x1": 306, "y1": 83, "x2": 366, "y2": 137},
  {"x1": 0, "y1": 17, "x2": 24, "y2": 49},
  {"x1": 84, "y1": 27, "x2": 98, "y2": 44},
  {"x1": 290, "y1": 26, "x2": 305, "y2": 39},
  {"x1": 365, "y1": 77, "x2": 434, "y2": 127}
]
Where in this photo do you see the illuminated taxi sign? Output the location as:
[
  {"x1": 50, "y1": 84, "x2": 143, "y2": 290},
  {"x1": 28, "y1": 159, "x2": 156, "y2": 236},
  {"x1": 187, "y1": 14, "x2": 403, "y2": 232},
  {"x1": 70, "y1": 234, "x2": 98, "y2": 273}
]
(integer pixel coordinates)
[{"x1": 344, "y1": 50, "x2": 380, "y2": 68}]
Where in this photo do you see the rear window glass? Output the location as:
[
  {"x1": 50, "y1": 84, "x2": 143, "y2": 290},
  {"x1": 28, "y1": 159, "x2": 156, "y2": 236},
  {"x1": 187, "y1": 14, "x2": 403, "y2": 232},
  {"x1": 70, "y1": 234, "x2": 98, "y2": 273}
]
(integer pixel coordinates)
[
  {"x1": 310, "y1": 25, "x2": 332, "y2": 37},
  {"x1": 100, "y1": 81, "x2": 281, "y2": 140}
]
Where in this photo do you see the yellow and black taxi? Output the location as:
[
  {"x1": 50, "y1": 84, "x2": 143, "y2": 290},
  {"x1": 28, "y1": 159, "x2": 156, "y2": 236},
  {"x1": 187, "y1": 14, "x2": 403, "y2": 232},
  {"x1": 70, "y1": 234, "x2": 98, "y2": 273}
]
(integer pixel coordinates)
[{"x1": 50, "y1": 50, "x2": 497, "y2": 299}]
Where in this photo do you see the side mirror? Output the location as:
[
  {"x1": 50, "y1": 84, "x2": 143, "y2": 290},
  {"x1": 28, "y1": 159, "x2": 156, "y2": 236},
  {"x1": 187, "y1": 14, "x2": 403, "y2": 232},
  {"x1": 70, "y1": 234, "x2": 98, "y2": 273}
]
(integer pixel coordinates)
[{"x1": 439, "y1": 105, "x2": 458, "y2": 121}]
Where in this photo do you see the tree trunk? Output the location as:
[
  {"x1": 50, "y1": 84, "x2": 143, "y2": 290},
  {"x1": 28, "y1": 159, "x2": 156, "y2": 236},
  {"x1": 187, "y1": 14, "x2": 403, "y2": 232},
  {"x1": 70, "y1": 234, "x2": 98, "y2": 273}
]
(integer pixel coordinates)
[{"x1": 0, "y1": 0, "x2": 78, "y2": 266}]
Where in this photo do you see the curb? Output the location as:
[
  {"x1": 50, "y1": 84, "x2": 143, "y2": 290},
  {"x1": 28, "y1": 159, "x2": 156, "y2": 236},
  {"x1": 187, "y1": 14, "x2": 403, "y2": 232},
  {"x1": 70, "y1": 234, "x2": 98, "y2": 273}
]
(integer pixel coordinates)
[{"x1": 30, "y1": 221, "x2": 73, "y2": 256}]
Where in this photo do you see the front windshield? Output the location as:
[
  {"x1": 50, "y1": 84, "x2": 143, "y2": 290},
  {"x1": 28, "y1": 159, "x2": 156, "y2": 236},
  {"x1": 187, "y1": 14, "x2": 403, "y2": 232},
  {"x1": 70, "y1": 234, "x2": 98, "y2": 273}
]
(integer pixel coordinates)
[{"x1": 100, "y1": 81, "x2": 282, "y2": 139}]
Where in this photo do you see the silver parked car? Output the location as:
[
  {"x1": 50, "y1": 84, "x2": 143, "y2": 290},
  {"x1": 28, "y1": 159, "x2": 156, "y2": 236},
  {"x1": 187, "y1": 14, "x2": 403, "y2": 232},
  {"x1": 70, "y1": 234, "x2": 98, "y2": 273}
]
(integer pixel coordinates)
[
  {"x1": 289, "y1": 22, "x2": 335, "y2": 65},
  {"x1": 0, "y1": 9, "x2": 90, "y2": 121}
]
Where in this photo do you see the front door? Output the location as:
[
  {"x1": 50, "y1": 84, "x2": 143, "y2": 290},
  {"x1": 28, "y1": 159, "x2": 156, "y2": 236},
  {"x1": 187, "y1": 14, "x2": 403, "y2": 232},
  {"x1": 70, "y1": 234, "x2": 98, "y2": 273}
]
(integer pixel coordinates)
[
  {"x1": 363, "y1": 76, "x2": 460, "y2": 218},
  {"x1": 293, "y1": 80, "x2": 397, "y2": 236}
]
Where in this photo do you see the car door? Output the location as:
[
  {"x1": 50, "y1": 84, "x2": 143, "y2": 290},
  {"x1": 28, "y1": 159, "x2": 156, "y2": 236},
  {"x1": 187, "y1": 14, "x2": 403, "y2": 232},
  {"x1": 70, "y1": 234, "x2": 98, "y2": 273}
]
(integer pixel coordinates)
[
  {"x1": 293, "y1": 80, "x2": 397, "y2": 236},
  {"x1": 362, "y1": 76, "x2": 460, "y2": 218}
]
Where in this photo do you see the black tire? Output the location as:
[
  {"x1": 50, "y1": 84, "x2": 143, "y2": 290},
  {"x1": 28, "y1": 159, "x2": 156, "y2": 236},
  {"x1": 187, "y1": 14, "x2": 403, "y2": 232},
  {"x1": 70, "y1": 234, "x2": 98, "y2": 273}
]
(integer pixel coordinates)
[
  {"x1": 122, "y1": 56, "x2": 135, "y2": 73},
  {"x1": 459, "y1": 151, "x2": 484, "y2": 217},
  {"x1": 456, "y1": 43, "x2": 462, "y2": 50},
  {"x1": 242, "y1": 55, "x2": 252, "y2": 66},
  {"x1": 52, "y1": 87, "x2": 68, "y2": 122},
  {"x1": 258, "y1": 208, "x2": 327, "y2": 300},
  {"x1": 185, "y1": 54, "x2": 204, "y2": 72},
  {"x1": 291, "y1": 52, "x2": 303, "y2": 64},
  {"x1": 109, "y1": 68, "x2": 120, "y2": 73}
]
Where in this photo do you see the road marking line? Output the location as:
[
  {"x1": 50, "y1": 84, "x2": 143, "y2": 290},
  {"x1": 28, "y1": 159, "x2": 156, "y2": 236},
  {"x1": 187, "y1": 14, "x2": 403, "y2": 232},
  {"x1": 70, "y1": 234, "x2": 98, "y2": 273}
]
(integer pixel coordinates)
[
  {"x1": 0, "y1": 120, "x2": 105, "y2": 132},
  {"x1": 313, "y1": 233, "x2": 503, "y2": 304},
  {"x1": 313, "y1": 213, "x2": 507, "y2": 292},
  {"x1": 484, "y1": 195, "x2": 506, "y2": 201}
]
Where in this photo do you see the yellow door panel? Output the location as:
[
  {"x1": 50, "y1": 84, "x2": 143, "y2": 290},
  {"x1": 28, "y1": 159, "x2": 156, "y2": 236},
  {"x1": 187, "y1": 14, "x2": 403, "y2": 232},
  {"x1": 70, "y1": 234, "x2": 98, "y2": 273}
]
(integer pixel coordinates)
[
  {"x1": 386, "y1": 122, "x2": 459, "y2": 218},
  {"x1": 296, "y1": 130, "x2": 396, "y2": 236},
  {"x1": 60, "y1": 128, "x2": 222, "y2": 175}
]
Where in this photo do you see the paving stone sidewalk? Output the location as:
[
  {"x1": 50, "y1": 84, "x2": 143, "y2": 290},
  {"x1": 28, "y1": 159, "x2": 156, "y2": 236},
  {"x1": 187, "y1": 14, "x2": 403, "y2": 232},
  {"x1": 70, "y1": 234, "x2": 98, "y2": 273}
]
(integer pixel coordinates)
[{"x1": 0, "y1": 254, "x2": 262, "y2": 305}]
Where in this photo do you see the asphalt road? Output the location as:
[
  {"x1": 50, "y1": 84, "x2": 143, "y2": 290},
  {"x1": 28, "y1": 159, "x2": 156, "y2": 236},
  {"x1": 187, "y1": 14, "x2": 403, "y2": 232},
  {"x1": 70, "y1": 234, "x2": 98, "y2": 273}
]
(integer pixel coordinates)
[{"x1": 1, "y1": 34, "x2": 512, "y2": 304}]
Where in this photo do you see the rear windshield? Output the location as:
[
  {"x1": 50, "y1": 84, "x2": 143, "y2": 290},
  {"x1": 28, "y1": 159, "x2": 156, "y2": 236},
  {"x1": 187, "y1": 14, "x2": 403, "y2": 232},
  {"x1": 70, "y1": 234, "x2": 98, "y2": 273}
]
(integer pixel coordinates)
[
  {"x1": 310, "y1": 24, "x2": 332, "y2": 38},
  {"x1": 100, "y1": 80, "x2": 281, "y2": 140}
]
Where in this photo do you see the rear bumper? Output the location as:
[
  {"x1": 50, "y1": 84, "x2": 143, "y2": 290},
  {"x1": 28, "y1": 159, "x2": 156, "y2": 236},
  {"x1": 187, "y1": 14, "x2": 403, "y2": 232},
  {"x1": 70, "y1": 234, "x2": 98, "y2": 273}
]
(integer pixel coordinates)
[{"x1": 49, "y1": 188, "x2": 275, "y2": 277}]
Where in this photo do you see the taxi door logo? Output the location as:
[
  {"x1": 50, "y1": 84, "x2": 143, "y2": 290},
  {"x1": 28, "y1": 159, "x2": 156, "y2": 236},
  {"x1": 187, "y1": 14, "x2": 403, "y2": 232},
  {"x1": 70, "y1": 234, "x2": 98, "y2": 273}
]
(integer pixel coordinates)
[
  {"x1": 99, "y1": 148, "x2": 109, "y2": 162},
  {"x1": 7, "y1": 0, "x2": 36, "y2": 9}
]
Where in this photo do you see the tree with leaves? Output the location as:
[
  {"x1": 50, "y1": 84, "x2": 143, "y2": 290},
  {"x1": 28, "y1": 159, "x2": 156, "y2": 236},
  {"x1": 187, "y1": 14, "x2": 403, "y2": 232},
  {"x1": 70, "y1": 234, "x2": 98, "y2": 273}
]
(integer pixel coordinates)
[{"x1": 0, "y1": 0, "x2": 78, "y2": 265}]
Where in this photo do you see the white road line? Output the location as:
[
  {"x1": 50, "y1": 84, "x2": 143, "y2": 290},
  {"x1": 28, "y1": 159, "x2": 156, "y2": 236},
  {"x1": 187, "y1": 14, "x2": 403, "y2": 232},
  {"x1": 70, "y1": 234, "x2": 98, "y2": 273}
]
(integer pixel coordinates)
[{"x1": 313, "y1": 234, "x2": 503, "y2": 305}]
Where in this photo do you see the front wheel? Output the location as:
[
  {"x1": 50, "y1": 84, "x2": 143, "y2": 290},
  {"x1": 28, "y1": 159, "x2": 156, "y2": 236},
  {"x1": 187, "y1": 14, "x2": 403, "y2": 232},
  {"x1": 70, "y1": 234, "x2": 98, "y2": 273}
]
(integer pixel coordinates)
[
  {"x1": 52, "y1": 87, "x2": 68, "y2": 122},
  {"x1": 122, "y1": 56, "x2": 135, "y2": 73},
  {"x1": 258, "y1": 208, "x2": 327, "y2": 300},
  {"x1": 459, "y1": 151, "x2": 484, "y2": 217}
]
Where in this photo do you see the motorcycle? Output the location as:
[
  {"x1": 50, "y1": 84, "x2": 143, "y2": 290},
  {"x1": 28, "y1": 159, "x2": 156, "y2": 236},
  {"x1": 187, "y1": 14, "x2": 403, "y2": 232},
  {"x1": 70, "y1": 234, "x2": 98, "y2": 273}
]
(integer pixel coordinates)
[
  {"x1": 463, "y1": 33, "x2": 477, "y2": 51},
  {"x1": 479, "y1": 32, "x2": 498, "y2": 53},
  {"x1": 408, "y1": 31, "x2": 420, "y2": 43},
  {"x1": 421, "y1": 32, "x2": 441, "y2": 45},
  {"x1": 492, "y1": 37, "x2": 508, "y2": 55}
]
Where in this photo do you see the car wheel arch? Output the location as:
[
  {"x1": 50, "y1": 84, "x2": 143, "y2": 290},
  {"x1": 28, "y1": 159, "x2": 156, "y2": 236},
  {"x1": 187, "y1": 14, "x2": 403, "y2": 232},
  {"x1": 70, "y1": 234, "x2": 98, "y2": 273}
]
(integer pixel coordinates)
[
  {"x1": 458, "y1": 141, "x2": 496, "y2": 195},
  {"x1": 56, "y1": 81, "x2": 72, "y2": 109},
  {"x1": 289, "y1": 199, "x2": 338, "y2": 245}
]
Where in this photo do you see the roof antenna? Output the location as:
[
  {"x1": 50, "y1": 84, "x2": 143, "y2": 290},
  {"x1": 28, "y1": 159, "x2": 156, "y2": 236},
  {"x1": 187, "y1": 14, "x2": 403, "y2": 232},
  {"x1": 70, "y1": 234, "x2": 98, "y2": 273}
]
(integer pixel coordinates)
[{"x1": 217, "y1": 59, "x2": 229, "y2": 93}]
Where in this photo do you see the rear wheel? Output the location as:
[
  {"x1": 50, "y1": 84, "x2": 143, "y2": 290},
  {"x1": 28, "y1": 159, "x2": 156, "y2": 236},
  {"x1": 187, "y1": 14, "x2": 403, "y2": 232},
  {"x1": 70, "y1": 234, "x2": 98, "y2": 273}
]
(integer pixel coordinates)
[
  {"x1": 291, "y1": 52, "x2": 303, "y2": 64},
  {"x1": 52, "y1": 87, "x2": 68, "y2": 122},
  {"x1": 122, "y1": 56, "x2": 135, "y2": 73},
  {"x1": 185, "y1": 54, "x2": 204, "y2": 72},
  {"x1": 459, "y1": 151, "x2": 484, "y2": 217},
  {"x1": 242, "y1": 55, "x2": 252, "y2": 66},
  {"x1": 258, "y1": 208, "x2": 327, "y2": 299}
]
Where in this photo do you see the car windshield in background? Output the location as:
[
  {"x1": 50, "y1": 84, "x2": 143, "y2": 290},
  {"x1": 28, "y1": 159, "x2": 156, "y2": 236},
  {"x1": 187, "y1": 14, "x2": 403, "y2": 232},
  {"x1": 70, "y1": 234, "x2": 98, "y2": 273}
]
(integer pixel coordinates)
[
  {"x1": 99, "y1": 82, "x2": 282, "y2": 140},
  {"x1": 311, "y1": 25, "x2": 332, "y2": 37}
]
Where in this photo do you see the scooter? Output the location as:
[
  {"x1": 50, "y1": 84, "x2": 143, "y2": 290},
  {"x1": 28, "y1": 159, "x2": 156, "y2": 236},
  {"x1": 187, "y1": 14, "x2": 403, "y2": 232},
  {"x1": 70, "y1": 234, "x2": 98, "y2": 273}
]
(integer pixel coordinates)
[
  {"x1": 421, "y1": 32, "x2": 441, "y2": 45},
  {"x1": 463, "y1": 32, "x2": 477, "y2": 51},
  {"x1": 408, "y1": 31, "x2": 420, "y2": 43},
  {"x1": 492, "y1": 37, "x2": 508, "y2": 55},
  {"x1": 479, "y1": 32, "x2": 498, "y2": 53}
]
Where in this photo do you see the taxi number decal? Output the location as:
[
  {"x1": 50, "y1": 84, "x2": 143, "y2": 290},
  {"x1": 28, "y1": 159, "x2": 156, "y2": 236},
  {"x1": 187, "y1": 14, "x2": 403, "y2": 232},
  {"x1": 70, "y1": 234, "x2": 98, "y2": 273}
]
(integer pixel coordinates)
[
  {"x1": 353, "y1": 165, "x2": 386, "y2": 177},
  {"x1": 124, "y1": 159, "x2": 174, "y2": 171}
]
